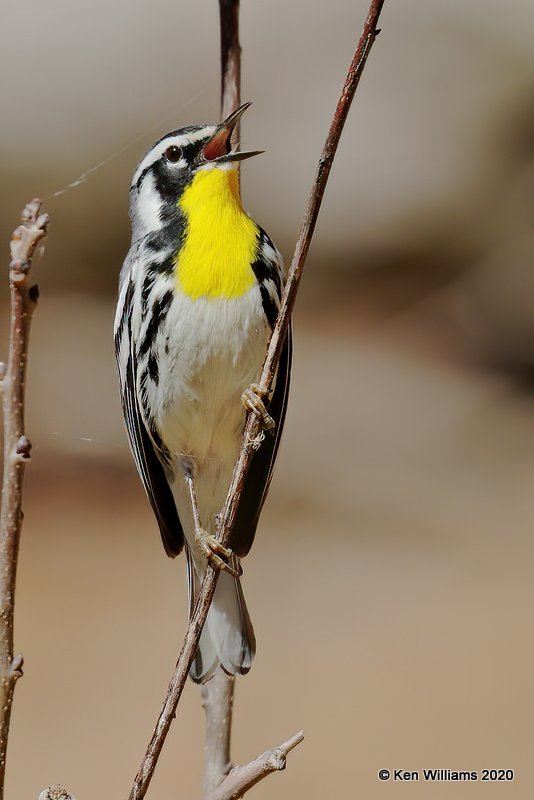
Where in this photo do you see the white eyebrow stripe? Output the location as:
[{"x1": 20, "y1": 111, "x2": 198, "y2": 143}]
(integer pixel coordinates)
[
  {"x1": 178, "y1": 126, "x2": 217, "y2": 145},
  {"x1": 131, "y1": 126, "x2": 217, "y2": 186}
]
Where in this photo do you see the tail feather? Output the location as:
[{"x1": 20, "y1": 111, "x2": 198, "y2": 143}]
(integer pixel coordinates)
[
  {"x1": 187, "y1": 552, "x2": 219, "y2": 682},
  {"x1": 186, "y1": 548, "x2": 256, "y2": 684}
]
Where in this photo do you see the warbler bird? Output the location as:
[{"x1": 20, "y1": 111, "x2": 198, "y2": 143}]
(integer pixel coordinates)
[{"x1": 114, "y1": 104, "x2": 291, "y2": 682}]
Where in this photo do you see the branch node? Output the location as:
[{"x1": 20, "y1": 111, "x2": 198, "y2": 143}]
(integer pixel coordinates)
[
  {"x1": 9, "y1": 199, "x2": 49, "y2": 283},
  {"x1": 9, "y1": 259, "x2": 30, "y2": 285},
  {"x1": 207, "y1": 730, "x2": 304, "y2": 800},
  {"x1": 265, "y1": 746, "x2": 287, "y2": 771},
  {"x1": 15, "y1": 435, "x2": 32, "y2": 462},
  {"x1": 10, "y1": 654, "x2": 23, "y2": 679},
  {"x1": 0, "y1": 363, "x2": 6, "y2": 382}
]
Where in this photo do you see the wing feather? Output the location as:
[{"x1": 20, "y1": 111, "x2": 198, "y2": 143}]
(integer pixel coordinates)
[{"x1": 115, "y1": 273, "x2": 184, "y2": 558}]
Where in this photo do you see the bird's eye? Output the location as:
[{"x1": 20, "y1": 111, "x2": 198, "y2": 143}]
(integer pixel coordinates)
[{"x1": 164, "y1": 145, "x2": 182, "y2": 163}]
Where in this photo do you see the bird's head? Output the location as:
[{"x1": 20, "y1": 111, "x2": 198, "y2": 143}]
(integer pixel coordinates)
[{"x1": 129, "y1": 103, "x2": 262, "y2": 240}]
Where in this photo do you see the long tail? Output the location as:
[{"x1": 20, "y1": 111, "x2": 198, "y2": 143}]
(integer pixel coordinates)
[{"x1": 186, "y1": 548, "x2": 256, "y2": 683}]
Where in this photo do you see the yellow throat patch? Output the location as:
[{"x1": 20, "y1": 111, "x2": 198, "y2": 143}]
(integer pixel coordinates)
[{"x1": 175, "y1": 166, "x2": 259, "y2": 299}]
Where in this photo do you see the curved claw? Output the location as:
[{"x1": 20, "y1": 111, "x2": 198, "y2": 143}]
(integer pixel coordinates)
[
  {"x1": 195, "y1": 528, "x2": 242, "y2": 578},
  {"x1": 242, "y1": 383, "x2": 275, "y2": 430}
]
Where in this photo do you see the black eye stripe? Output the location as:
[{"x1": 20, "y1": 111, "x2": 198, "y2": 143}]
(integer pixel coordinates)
[
  {"x1": 132, "y1": 139, "x2": 208, "y2": 193},
  {"x1": 179, "y1": 142, "x2": 199, "y2": 161}
]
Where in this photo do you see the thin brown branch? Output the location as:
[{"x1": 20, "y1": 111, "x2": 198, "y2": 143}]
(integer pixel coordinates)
[
  {"x1": 206, "y1": 730, "x2": 304, "y2": 800},
  {"x1": 0, "y1": 199, "x2": 48, "y2": 799},
  {"x1": 128, "y1": 2, "x2": 386, "y2": 798},
  {"x1": 201, "y1": 670, "x2": 234, "y2": 797}
]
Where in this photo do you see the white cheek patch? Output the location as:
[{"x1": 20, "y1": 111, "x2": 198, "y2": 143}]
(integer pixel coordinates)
[{"x1": 132, "y1": 173, "x2": 163, "y2": 234}]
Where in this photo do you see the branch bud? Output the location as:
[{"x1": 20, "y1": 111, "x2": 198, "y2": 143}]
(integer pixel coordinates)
[
  {"x1": 10, "y1": 654, "x2": 23, "y2": 679},
  {"x1": 15, "y1": 436, "x2": 32, "y2": 461}
]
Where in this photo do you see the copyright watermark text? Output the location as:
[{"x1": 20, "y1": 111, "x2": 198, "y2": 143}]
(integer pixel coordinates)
[{"x1": 378, "y1": 769, "x2": 514, "y2": 782}]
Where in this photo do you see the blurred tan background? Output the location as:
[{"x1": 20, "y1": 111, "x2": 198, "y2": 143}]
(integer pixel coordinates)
[{"x1": 2, "y1": 0, "x2": 534, "y2": 797}]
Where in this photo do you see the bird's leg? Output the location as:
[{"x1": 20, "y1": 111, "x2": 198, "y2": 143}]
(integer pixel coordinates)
[
  {"x1": 185, "y1": 474, "x2": 242, "y2": 579},
  {"x1": 241, "y1": 382, "x2": 275, "y2": 430}
]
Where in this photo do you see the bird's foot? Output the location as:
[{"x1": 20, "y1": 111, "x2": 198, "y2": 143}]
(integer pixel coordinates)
[
  {"x1": 195, "y1": 528, "x2": 242, "y2": 578},
  {"x1": 242, "y1": 383, "x2": 275, "y2": 430}
]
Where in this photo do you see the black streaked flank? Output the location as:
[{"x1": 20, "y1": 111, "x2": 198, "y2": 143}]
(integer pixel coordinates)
[
  {"x1": 141, "y1": 274, "x2": 155, "y2": 313},
  {"x1": 114, "y1": 279, "x2": 133, "y2": 349},
  {"x1": 138, "y1": 376, "x2": 171, "y2": 468},
  {"x1": 141, "y1": 257, "x2": 175, "y2": 316},
  {"x1": 114, "y1": 305, "x2": 127, "y2": 350},
  {"x1": 138, "y1": 290, "x2": 173, "y2": 358},
  {"x1": 147, "y1": 352, "x2": 159, "y2": 385},
  {"x1": 147, "y1": 255, "x2": 175, "y2": 277}
]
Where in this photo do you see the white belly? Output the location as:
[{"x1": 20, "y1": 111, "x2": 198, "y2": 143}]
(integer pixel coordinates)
[{"x1": 150, "y1": 286, "x2": 269, "y2": 536}]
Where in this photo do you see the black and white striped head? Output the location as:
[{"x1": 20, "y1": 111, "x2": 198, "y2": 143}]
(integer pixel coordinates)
[{"x1": 129, "y1": 103, "x2": 262, "y2": 240}]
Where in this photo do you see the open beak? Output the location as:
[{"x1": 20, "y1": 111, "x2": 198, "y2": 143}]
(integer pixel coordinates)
[{"x1": 203, "y1": 102, "x2": 264, "y2": 164}]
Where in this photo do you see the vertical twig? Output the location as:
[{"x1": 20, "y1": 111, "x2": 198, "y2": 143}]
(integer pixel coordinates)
[
  {"x1": 201, "y1": 670, "x2": 234, "y2": 796},
  {"x1": 128, "y1": 2, "x2": 386, "y2": 797},
  {"x1": 219, "y1": 0, "x2": 241, "y2": 131},
  {"x1": 0, "y1": 199, "x2": 48, "y2": 798}
]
